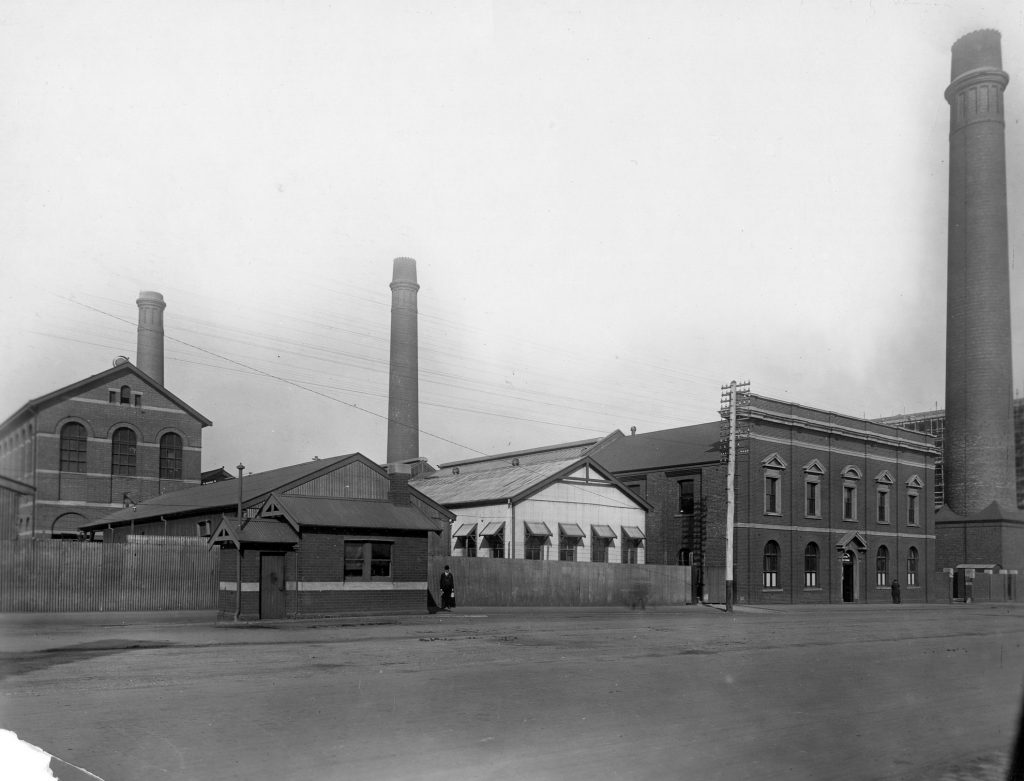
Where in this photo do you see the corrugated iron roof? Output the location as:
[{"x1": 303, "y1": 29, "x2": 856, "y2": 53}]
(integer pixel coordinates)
[
  {"x1": 85, "y1": 455, "x2": 360, "y2": 528},
  {"x1": 210, "y1": 517, "x2": 299, "y2": 547},
  {"x1": 480, "y1": 521, "x2": 505, "y2": 536},
  {"x1": 412, "y1": 456, "x2": 579, "y2": 506},
  {"x1": 269, "y1": 494, "x2": 444, "y2": 532},
  {"x1": 559, "y1": 523, "x2": 585, "y2": 537},
  {"x1": 524, "y1": 521, "x2": 552, "y2": 537},
  {"x1": 621, "y1": 526, "x2": 645, "y2": 539},
  {"x1": 591, "y1": 525, "x2": 616, "y2": 538}
]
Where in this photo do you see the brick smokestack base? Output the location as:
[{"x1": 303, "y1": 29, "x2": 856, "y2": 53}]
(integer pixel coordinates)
[{"x1": 388, "y1": 462, "x2": 413, "y2": 505}]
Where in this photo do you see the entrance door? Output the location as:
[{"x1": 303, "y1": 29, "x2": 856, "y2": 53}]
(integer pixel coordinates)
[
  {"x1": 260, "y1": 553, "x2": 286, "y2": 619},
  {"x1": 842, "y1": 552, "x2": 855, "y2": 603}
]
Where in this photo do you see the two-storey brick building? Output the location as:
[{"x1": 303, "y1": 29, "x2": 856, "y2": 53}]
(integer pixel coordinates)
[{"x1": 594, "y1": 394, "x2": 939, "y2": 604}]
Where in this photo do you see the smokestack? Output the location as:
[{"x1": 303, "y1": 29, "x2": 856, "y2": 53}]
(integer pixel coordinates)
[
  {"x1": 386, "y1": 258, "x2": 419, "y2": 464},
  {"x1": 136, "y1": 291, "x2": 166, "y2": 385},
  {"x1": 943, "y1": 30, "x2": 1017, "y2": 514}
]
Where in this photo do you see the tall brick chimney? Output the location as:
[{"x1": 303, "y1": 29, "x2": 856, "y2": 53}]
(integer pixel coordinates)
[
  {"x1": 136, "y1": 291, "x2": 166, "y2": 385},
  {"x1": 943, "y1": 30, "x2": 1017, "y2": 515},
  {"x1": 386, "y1": 258, "x2": 419, "y2": 465}
]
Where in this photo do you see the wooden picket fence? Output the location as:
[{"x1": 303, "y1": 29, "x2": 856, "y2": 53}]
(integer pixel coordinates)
[
  {"x1": 0, "y1": 537, "x2": 220, "y2": 612},
  {"x1": 428, "y1": 556, "x2": 692, "y2": 607}
]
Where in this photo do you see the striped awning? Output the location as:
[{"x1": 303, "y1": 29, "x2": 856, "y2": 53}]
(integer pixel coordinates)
[
  {"x1": 480, "y1": 521, "x2": 505, "y2": 536},
  {"x1": 591, "y1": 525, "x2": 617, "y2": 539},
  {"x1": 621, "y1": 526, "x2": 645, "y2": 539},
  {"x1": 559, "y1": 523, "x2": 586, "y2": 538},
  {"x1": 453, "y1": 523, "x2": 477, "y2": 537},
  {"x1": 524, "y1": 521, "x2": 552, "y2": 537}
]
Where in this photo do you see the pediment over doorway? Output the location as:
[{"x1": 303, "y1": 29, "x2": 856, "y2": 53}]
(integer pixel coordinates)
[{"x1": 836, "y1": 530, "x2": 868, "y2": 550}]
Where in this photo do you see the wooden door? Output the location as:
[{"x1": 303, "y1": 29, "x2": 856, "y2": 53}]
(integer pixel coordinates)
[{"x1": 260, "y1": 553, "x2": 286, "y2": 619}]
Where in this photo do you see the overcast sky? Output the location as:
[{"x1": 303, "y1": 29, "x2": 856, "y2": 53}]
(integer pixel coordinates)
[{"x1": 2, "y1": 0, "x2": 1024, "y2": 473}]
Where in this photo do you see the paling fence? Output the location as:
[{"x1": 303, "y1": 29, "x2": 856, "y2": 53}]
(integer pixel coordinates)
[
  {"x1": 429, "y1": 556, "x2": 691, "y2": 607},
  {"x1": 0, "y1": 537, "x2": 220, "y2": 612}
]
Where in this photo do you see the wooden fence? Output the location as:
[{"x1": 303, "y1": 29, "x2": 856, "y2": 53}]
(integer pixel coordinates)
[
  {"x1": 0, "y1": 537, "x2": 220, "y2": 612},
  {"x1": 428, "y1": 556, "x2": 691, "y2": 607}
]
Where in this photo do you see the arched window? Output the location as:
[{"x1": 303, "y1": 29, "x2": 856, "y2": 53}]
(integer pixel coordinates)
[
  {"x1": 119, "y1": 385, "x2": 131, "y2": 404},
  {"x1": 763, "y1": 541, "x2": 780, "y2": 588},
  {"x1": 876, "y1": 545, "x2": 889, "y2": 587},
  {"x1": 159, "y1": 433, "x2": 183, "y2": 480},
  {"x1": 59, "y1": 423, "x2": 87, "y2": 473},
  {"x1": 804, "y1": 542, "x2": 819, "y2": 588},
  {"x1": 111, "y1": 428, "x2": 137, "y2": 476},
  {"x1": 907, "y1": 547, "x2": 919, "y2": 587}
]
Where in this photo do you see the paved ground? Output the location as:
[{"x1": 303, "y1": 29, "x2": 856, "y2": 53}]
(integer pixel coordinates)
[{"x1": 1, "y1": 603, "x2": 1023, "y2": 780}]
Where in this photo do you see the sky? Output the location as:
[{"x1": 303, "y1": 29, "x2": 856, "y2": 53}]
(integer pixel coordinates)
[{"x1": 2, "y1": 0, "x2": 1024, "y2": 474}]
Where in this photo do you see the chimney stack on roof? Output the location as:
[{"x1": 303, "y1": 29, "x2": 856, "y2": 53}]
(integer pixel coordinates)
[
  {"x1": 386, "y1": 258, "x2": 420, "y2": 465},
  {"x1": 136, "y1": 291, "x2": 166, "y2": 385}
]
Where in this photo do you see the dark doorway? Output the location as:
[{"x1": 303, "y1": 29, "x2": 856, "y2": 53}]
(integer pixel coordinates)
[
  {"x1": 260, "y1": 553, "x2": 286, "y2": 619},
  {"x1": 842, "y1": 551, "x2": 855, "y2": 603},
  {"x1": 953, "y1": 570, "x2": 966, "y2": 600}
]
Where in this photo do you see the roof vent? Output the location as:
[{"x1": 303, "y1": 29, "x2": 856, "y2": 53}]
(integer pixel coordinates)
[
  {"x1": 113, "y1": 356, "x2": 130, "y2": 367},
  {"x1": 452, "y1": 467, "x2": 460, "y2": 475},
  {"x1": 512, "y1": 458, "x2": 520, "y2": 466}
]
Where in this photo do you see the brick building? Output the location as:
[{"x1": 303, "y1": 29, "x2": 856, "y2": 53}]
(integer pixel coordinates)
[
  {"x1": 594, "y1": 394, "x2": 938, "y2": 605},
  {"x1": 84, "y1": 454, "x2": 454, "y2": 619},
  {"x1": 0, "y1": 361, "x2": 210, "y2": 538}
]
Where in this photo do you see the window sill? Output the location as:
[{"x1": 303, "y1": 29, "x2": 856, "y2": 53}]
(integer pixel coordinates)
[
  {"x1": 802, "y1": 587, "x2": 823, "y2": 591},
  {"x1": 763, "y1": 512, "x2": 783, "y2": 518},
  {"x1": 761, "y1": 588, "x2": 784, "y2": 592},
  {"x1": 842, "y1": 518, "x2": 858, "y2": 523}
]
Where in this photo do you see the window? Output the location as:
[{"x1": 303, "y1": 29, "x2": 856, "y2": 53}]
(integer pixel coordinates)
[
  {"x1": 108, "y1": 390, "x2": 117, "y2": 404},
  {"x1": 677, "y1": 479, "x2": 695, "y2": 514},
  {"x1": 765, "y1": 475, "x2": 779, "y2": 514},
  {"x1": 763, "y1": 541, "x2": 780, "y2": 588},
  {"x1": 804, "y1": 542, "x2": 819, "y2": 587},
  {"x1": 196, "y1": 520, "x2": 211, "y2": 538},
  {"x1": 59, "y1": 423, "x2": 87, "y2": 473},
  {"x1": 590, "y1": 525, "x2": 616, "y2": 563},
  {"x1": 525, "y1": 535, "x2": 545, "y2": 560},
  {"x1": 876, "y1": 546, "x2": 889, "y2": 587},
  {"x1": 111, "y1": 428, "x2": 137, "y2": 476},
  {"x1": 119, "y1": 385, "x2": 131, "y2": 405},
  {"x1": 805, "y1": 481, "x2": 819, "y2": 517},
  {"x1": 876, "y1": 488, "x2": 890, "y2": 523},
  {"x1": 842, "y1": 466, "x2": 862, "y2": 521},
  {"x1": 344, "y1": 540, "x2": 392, "y2": 580},
  {"x1": 906, "y1": 476, "x2": 923, "y2": 526},
  {"x1": 559, "y1": 524, "x2": 584, "y2": 561},
  {"x1": 159, "y1": 433, "x2": 183, "y2": 480},
  {"x1": 907, "y1": 547, "x2": 918, "y2": 586}
]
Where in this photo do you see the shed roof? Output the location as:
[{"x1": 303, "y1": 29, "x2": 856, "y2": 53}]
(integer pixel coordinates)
[
  {"x1": 263, "y1": 494, "x2": 444, "y2": 533},
  {"x1": 592, "y1": 421, "x2": 723, "y2": 473},
  {"x1": 85, "y1": 454, "x2": 362, "y2": 528}
]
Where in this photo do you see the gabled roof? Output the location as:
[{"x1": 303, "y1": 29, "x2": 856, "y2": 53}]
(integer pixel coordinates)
[
  {"x1": 590, "y1": 421, "x2": 722, "y2": 474},
  {"x1": 0, "y1": 362, "x2": 212, "y2": 433},
  {"x1": 209, "y1": 516, "x2": 300, "y2": 549},
  {"x1": 261, "y1": 493, "x2": 444, "y2": 533},
  {"x1": 413, "y1": 451, "x2": 650, "y2": 511},
  {"x1": 84, "y1": 454, "x2": 363, "y2": 528},
  {"x1": 437, "y1": 435, "x2": 614, "y2": 474}
]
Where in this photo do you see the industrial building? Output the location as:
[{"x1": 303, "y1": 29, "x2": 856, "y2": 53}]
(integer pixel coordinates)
[
  {"x1": 594, "y1": 394, "x2": 938, "y2": 605},
  {"x1": 0, "y1": 292, "x2": 211, "y2": 538}
]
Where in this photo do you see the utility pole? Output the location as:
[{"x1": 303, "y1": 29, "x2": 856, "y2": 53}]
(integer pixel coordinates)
[
  {"x1": 720, "y1": 381, "x2": 750, "y2": 612},
  {"x1": 234, "y1": 463, "x2": 244, "y2": 623}
]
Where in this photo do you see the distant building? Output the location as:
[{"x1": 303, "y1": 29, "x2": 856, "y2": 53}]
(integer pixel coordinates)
[
  {"x1": 594, "y1": 394, "x2": 939, "y2": 605},
  {"x1": 412, "y1": 437, "x2": 650, "y2": 564}
]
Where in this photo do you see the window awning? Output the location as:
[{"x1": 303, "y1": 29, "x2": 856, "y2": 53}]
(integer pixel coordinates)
[
  {"x1": 453, "y1": 523, "x2": 477, "y2": 537},
  {"x1": 591, "y1": 525, "x2": 617, "y2": 539},
  {"x1": 559, "y1": 523, "x2": 585, "y2": 538},
  {"x1": 621, "y1": 526, "x2": 645, "y2": 540},
  {"x1": 524, "y1": 521, "x2": 552, "y2": 537},
  {"x1": 480, "y1": 521, "x2": 505, "y2": 537}
]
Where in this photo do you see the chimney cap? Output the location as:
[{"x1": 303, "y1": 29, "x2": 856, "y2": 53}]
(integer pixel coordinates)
[
  {"x1": 951, "y1": 29, "x2": 1003, "y2": 79},
  {"x1": 137, "y1": 290, "x2": 166, "y2": 308},
  {"x1": 391, "y1": 257, "x2": 418, "y2": 284}
]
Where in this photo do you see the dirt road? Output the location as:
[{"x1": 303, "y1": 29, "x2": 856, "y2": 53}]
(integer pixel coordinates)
[{"x1": 1, "y1": 604, "x2": 1022, "y2": 780}]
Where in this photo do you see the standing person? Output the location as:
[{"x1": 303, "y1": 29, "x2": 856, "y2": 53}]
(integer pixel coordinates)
[
  {"x1": 891, "y1": 579, "x2": 901, "y2": 604},
  {"x1": 440, "y1": 565, "x2": 455, "y2": 611}
]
